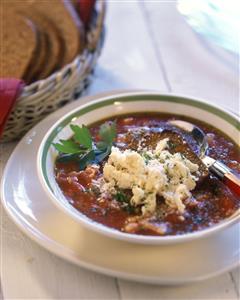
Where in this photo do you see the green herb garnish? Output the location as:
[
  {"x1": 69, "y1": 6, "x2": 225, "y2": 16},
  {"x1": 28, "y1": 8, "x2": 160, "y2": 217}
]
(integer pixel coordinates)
[
  {"x1": 114, "y1": 190, "x2": 135, "y2": 214},
  {"x1": 142, "y1": 152, "x2": 152, "y2": 164},
  {"x1": 114, "y1": 191, "x2": 129, "y2": 203},
  {"x1": 53, "y1": 121, "x2": 117, "y2": 170},
  {"x1": 168, "y1": 140, "x2": 177, "y2": 150}
]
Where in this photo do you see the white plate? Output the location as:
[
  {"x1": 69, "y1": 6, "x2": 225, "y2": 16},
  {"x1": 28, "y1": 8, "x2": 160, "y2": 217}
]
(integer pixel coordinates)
[
  {"x1": 38, "y1": 91, "x2": 240, "y2": 245},
  {"x1": 1, "y1": 91, "x2": 240, "y2": 285}
]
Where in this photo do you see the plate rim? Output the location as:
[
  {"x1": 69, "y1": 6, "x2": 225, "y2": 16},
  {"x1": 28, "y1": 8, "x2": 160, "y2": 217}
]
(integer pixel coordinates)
[{"x1": 1, "y1": 90, "x2": 240, "y2": 284}]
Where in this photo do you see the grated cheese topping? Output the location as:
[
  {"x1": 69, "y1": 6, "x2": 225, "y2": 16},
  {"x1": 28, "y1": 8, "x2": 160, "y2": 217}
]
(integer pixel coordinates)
[{"x1": 101, "y1": 138, "x2": 199, "y2": 215}]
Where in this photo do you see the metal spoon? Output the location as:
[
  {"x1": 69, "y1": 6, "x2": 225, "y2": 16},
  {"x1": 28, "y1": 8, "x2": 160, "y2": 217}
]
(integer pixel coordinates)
[{"x1": 169, "y1": 120, "x2": 240, "y2": 196}]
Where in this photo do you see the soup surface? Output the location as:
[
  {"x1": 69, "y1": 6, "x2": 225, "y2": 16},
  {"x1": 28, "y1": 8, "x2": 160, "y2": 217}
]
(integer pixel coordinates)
[{"x1": 55, "y1": 114, "x2": 240, "y2": 236}]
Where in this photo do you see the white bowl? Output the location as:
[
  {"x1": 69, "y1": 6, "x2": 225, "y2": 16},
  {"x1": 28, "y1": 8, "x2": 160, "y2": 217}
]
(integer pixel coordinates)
[{"x1": 37, "y1": 91, "x2": 240, "y2": 245}]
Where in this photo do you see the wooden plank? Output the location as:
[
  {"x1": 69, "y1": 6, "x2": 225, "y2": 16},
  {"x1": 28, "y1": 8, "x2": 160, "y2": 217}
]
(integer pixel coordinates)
[
  {"x1": 0, "y1": 143, "x2": 13, "y2": 300},
  {"x1": 0, "y1": 280, "x2": 4, "y2": 300},
  {"x1": 88, "y1": 0, "x2": 167, "y2": 94},
  {"x1": 1, "y1": 213, "x2": 119, "y2": 299},
  {"x1": 118, "y1": 273, "x2": 238, "y2": 300},
  {"x1": 115, "y1": 2, "x2": 239, "y2": 300},
  {"x1": 0, "y1": 143, "x2": 15, "y2": 300},
  {"x1": 0, "y1": 140, "x2": 118, "y2": 299},
  {"x1": 141, "y1": 1, "x2": 239, "y2": 112},
  {"x1": 0, "y1": 1, "x2": 167, "y2": 299},
  {"x1": 230, "y1": 268, "x2": 240, "y2": 298}
]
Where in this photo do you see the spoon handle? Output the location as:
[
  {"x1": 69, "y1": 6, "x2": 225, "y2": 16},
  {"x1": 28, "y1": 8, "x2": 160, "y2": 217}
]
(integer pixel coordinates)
[
  {"x1": 209, "y1": 160, "x2": 240, "y2": 196},
  {"x1": 223, "y1": 173, "x2": 240, "y2": 196}
]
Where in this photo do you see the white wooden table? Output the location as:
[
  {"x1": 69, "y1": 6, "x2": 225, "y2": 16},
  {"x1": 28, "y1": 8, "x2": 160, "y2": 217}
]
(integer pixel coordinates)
[{"x1": 1, "y1": 1, "x2": 239, "y2": 299}]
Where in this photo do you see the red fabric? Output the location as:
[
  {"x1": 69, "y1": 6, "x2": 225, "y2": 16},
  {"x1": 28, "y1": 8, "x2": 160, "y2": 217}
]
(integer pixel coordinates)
[
  {"x1": 0, "y1": 79, "x2": 25, "y2": 138},
  {"x1": 78, "y1": 0, "x2": 96, "y2": 28}
]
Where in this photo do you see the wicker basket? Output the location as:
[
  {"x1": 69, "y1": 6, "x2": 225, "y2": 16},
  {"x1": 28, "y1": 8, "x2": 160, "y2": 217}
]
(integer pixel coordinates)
[{"x1": 2, "y1": 0, "x2": 106, "y2": 142}]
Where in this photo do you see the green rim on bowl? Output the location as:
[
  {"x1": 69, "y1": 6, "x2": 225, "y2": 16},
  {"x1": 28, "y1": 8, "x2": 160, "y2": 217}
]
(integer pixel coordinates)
[{"x1": 41, "y1": 94, "x2": 240, "y2": 192}]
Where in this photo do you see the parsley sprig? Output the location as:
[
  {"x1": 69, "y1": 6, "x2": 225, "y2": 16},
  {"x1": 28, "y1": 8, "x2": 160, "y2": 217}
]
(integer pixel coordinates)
[
  {"x1": 53, "y1": 121, "x2": 116, "y2": 170},
  {"x1": 114, "y1": 190, "x2": 135, "y2": 214}
]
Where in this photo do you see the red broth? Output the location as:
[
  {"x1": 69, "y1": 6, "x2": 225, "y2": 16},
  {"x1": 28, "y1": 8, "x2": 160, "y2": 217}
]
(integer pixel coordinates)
[{"x1": 55, "y1": 114, "x2": 240, "y2": 236}]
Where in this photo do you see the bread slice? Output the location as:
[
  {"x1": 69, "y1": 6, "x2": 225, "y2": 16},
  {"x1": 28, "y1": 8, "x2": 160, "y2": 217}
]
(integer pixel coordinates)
[
  {"x1": 7, "y1": 1, "x2": 63, "y2": 80},
  {"x1": 1, "y1": 0, "x2": 84, "y2": 83},
  {"x1": 25, "y1": 26, "x2": 48, "y2": 83},
  {"x1": 35, "y1": 16, "x2": 63, "y2": 79},
  {"x1": 19, "y1": 0, "x2": 84, "y2": 66},
  {"x1": 23, "y1": 15, "x2": 58, "y2": 81},
  {"x1": 0, "y1": 9, "x2": 38, "y2": 80}
]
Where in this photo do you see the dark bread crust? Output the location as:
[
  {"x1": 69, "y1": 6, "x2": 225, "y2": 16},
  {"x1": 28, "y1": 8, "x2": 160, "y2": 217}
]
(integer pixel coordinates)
[
  {"x1": 0, "y1": 8, "x2": 38, "y2": 80},
  {"x1": 22, "y1": 0, "x2": 84, "y2": 66},
  {"x1": 1, "y1": 0, "x2": 85, "y2": 82},
  {"x1": 24, "y1": 25, "x2": 47, "y2": 83},
  {"x1": 35, "y1": 16, "x2": 63, "y2": 79},
  {"x1": 62, "y1": 0, "x2": 85, "y2": 63},
  {"x1": 7, "y1": 1, "x2": 63, "y2": 80}
]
